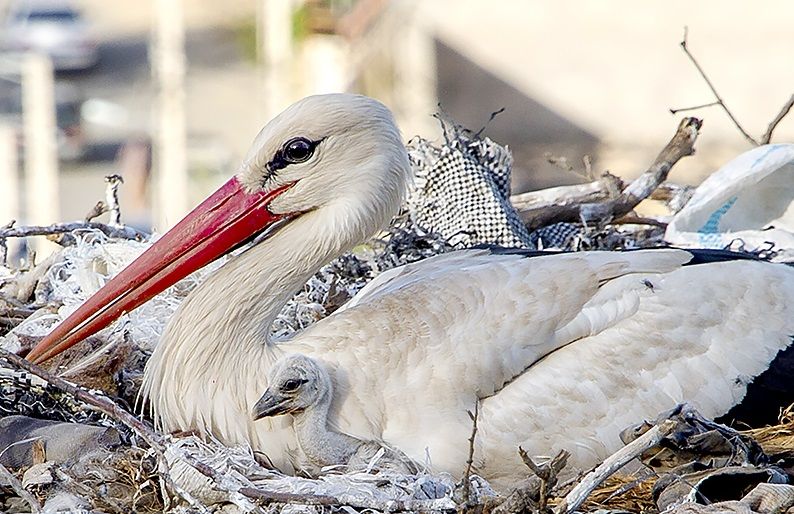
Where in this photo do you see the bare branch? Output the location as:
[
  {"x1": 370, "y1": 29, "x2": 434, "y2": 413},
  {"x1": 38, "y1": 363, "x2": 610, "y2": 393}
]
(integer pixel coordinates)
[
  {"x1": 84, "y1": 202, "x2": 109, "y2": 223},
  {"x1": 554, "y1": 419, "x2": 677, "y2": 514},
  {"x1": 513, "y1": 118, "x2": 701, "y2": 230},
  {"x1": 461, "y1": 401, "x2": 480, "y2": 505},
  {"x1": 761, "y1": 93, "x2": 794, "y2": 144},
  {"x1": 603, "y1": 117, "x2": 702, "y2": 219},
  {"x1": 678, "y1": 28, "x2": 758, "y2": 146},
  {"x1": 669, "y1": 101, "x2": 720, "y2": 115},
  {"x1": 0, "y1": 221, "x2": 146, "y2": 242},
  {"x1": 544, "y1": 153, "x2": 576, "y2": 173}
]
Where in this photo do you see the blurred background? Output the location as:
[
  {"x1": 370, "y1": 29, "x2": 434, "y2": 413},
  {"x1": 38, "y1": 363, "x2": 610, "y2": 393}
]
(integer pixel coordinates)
[{"x1": 1, "y1": 0, "x2": 793, "y2": 243}]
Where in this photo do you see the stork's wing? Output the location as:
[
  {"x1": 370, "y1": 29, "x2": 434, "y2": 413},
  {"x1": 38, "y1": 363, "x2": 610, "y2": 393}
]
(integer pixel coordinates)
[
  {"x1": 292, "y1": 248, "x2": 692, "y2": 409},
  {"x1": 475, "y1": 257, "x2": 794, "y2": 483}
]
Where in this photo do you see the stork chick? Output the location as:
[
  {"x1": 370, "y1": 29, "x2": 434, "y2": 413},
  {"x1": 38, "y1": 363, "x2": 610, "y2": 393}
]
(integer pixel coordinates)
[{"x1": 253, "y1": 354, "x2": 422, "y2": 475}]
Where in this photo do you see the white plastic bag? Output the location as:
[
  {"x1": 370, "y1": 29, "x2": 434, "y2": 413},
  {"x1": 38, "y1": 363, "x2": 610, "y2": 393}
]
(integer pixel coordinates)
[{"x1": 665, "y1": 144, "x2": 794, "y2": 256}]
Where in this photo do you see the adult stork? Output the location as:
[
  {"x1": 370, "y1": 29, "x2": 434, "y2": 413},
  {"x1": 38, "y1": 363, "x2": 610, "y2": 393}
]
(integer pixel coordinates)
[{"x1": 27, "y1": 94, "x2": 794, "y2": 491}]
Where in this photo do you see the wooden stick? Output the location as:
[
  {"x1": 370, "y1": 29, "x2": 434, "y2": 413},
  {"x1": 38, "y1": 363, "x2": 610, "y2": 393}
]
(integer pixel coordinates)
[
  {"x1": 607, "y1": 117, "x2": 701, "y2": 218},
  {"x1": 0, "y1": 461, "x2": 42, "y2": 513},
  {"x1": 510, "y1": 174, "x2": 624, "y2": 231},
  {"x1": 553, "y1": 419, "x2": 677, "y2": 514},
  {"x1": 512, "y1": 118, "x2": 701, "y2": 230}
]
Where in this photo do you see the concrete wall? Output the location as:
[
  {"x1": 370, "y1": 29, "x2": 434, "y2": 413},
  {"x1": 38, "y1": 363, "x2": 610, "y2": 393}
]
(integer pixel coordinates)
[{"x1": 421, "y1": 0, "x2": 794, "y2": 189}]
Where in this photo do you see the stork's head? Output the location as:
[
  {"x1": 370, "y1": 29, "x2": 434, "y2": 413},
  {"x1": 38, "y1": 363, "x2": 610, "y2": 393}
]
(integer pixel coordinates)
[
  {"x1": 252, "y1": 354, "x2": 332, "y2": 419},
  {"x1": 239, "y1": 94, "x2": 409, "y2": 230},
  {"x1": 27, "y1": 94, "x2": 410, "y2": 363}
]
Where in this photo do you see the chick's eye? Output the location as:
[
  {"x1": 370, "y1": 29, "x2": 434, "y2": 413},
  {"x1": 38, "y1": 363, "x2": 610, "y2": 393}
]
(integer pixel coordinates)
[
  {"x1": 283, "y1": 137, "x2": 315, "y2": 164},
  {"x1": 281, "y1": 378, "x2": 305, "y2": 392}
]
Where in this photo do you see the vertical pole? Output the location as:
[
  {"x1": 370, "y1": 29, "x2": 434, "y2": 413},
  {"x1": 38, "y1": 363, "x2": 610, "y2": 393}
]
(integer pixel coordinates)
[
  {"x1": 259, "y1": 0, "x2": 294, "y2": 119},
  {"x1": 152, "y1": 0, "x2": 188, "y2": 231},
  {"x1": 0, "y1": 124, "x2": 18, "y2": 225},
  {"x1": 393, "y1": 7, "x2": 438, "y2": 139},
  {"x1": 22, "y1": 53, "x2": 59, "y2": 257}
]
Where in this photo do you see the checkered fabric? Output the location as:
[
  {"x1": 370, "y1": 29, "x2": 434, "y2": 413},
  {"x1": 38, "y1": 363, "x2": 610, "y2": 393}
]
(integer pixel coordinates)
[
  {"x1": 406, "y1": 129, "x2": 535, "y2": 249},
  {"x1": 529, "y1": 222, "x2": 583, "y2": 250}
]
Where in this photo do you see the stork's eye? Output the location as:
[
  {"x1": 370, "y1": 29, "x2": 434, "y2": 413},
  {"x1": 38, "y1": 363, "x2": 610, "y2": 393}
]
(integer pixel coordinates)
[
  {"x1": 281, "y1": 378, "x2": 306, "y2": 392},
  {"x1": 283, "y1": 137, "x2": 315, "y2": 164}
]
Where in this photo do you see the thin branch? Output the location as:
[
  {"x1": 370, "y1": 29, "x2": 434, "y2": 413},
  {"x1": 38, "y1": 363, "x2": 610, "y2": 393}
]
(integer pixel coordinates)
[
  {"x1": 0, "y1": 461, "x2": 42, "y2": 513},
  {"x1": 669, "y1": 101, "x2": 720, "y2": 115},
  {"x1": 554, "y1": 419, "x2": 677, "y2": 514},
  {"x1": 0, "y1": 221, "x2": 146, "y2": 242},
  {"x1": 761, "y1": 93, "x2": 794, "y2": 144},
  {"x1": 461, "y1": 401, "x2": 480, "y2": 505},
  {"x1": 582, "y1": 155, "x2": 593, "y2": 180},
  {"x1": 84, "y1": 201, "x2": 109, "y2": 223},
  {"x1": 544, "y1": 153, "x2": 576, "y2": 173},
  {"x1": 678, "y1": 27, "x2": 758, "y2": 146}
]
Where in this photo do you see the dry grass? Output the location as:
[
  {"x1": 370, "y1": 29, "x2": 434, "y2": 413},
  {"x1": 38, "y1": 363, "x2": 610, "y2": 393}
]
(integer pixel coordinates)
[
  {"x1": 578, "y1": 473, "x2": 658, "y2": 513},
  {"x1": 564, "y1": 405, "x2": 794, "y2": 514},
  {"x1": 742, "y1": 404, "x2": 794, "y2": 456}
]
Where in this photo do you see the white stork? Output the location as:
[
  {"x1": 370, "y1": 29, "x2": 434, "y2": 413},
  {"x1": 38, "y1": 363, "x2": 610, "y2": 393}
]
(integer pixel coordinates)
[{"x1": 28, "y1": 94, "x2": 794, "y2": 491}]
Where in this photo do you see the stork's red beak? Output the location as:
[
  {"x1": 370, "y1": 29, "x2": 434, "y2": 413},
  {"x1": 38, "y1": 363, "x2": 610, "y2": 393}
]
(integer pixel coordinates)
[{"x1": 26, "y1": 177, "x2": 291, "y2": 364}]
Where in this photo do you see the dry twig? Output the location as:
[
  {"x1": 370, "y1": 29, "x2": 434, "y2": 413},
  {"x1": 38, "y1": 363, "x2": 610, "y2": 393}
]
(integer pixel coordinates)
[
  {"x1": 0, "y1": 349, "x2": 215, "y2": 513},
  {"x1": 84, "y1": 202, "x2": 109, "y2": 223},
  {"x1": 674, "y1": 30, "x2": 794, "y2": 146},
  {"x1": 676, "y1": 27, "x2": 758, "y2": 146},
  {"x1": 510, "y1": 174, "x2": 624, "y2": 230},
  {"x1": 669, "y1": 101, "x2": 720, "y2": 115},
  {"x1": 493, "y1": 450, "x2": 569, "y2": 514},
  {"x1": 0, "y1": 222, "x2": 146, "y2": 242},
  {"x1": 607, "y1": 117, "x2": 701, "y2": 217},
  {"x1": 554, "y1": 419, "x2": 677, "y2": 514},
  {"x1": 459, "y1": 401, "x2": 480, "y2": 509},
  {"x1": 512, "y1": 118, "x2": 700, "y2": 230},
  {"x1": 761, "y1": 94, "x2": 794, "y2": 145}
]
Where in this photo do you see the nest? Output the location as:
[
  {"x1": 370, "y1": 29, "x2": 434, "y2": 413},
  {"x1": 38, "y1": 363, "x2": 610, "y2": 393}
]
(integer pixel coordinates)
[{"x1": 1, "y1": 123, "x2": 793, "y2": 513}]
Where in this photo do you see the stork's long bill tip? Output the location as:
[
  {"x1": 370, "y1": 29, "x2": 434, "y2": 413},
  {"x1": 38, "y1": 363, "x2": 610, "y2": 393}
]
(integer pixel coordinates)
[{"x1": 26, "y1": 178, "x2": 293, "y2": 364}]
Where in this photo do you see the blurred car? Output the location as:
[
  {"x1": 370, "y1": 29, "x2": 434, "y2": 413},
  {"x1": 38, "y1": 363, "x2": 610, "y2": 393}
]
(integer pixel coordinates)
[
  {"x1": 0, "y1": 78, "x2": 87, "y2": 160},
  {"x1": 2, "y1": 0, "x2": 99, "y2": 71}
]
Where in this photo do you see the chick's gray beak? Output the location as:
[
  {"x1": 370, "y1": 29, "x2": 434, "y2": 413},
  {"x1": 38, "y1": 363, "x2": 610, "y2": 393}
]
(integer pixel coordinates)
[{"x1": 252, "y1": 389, "x2": 290, "y2": 420}]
